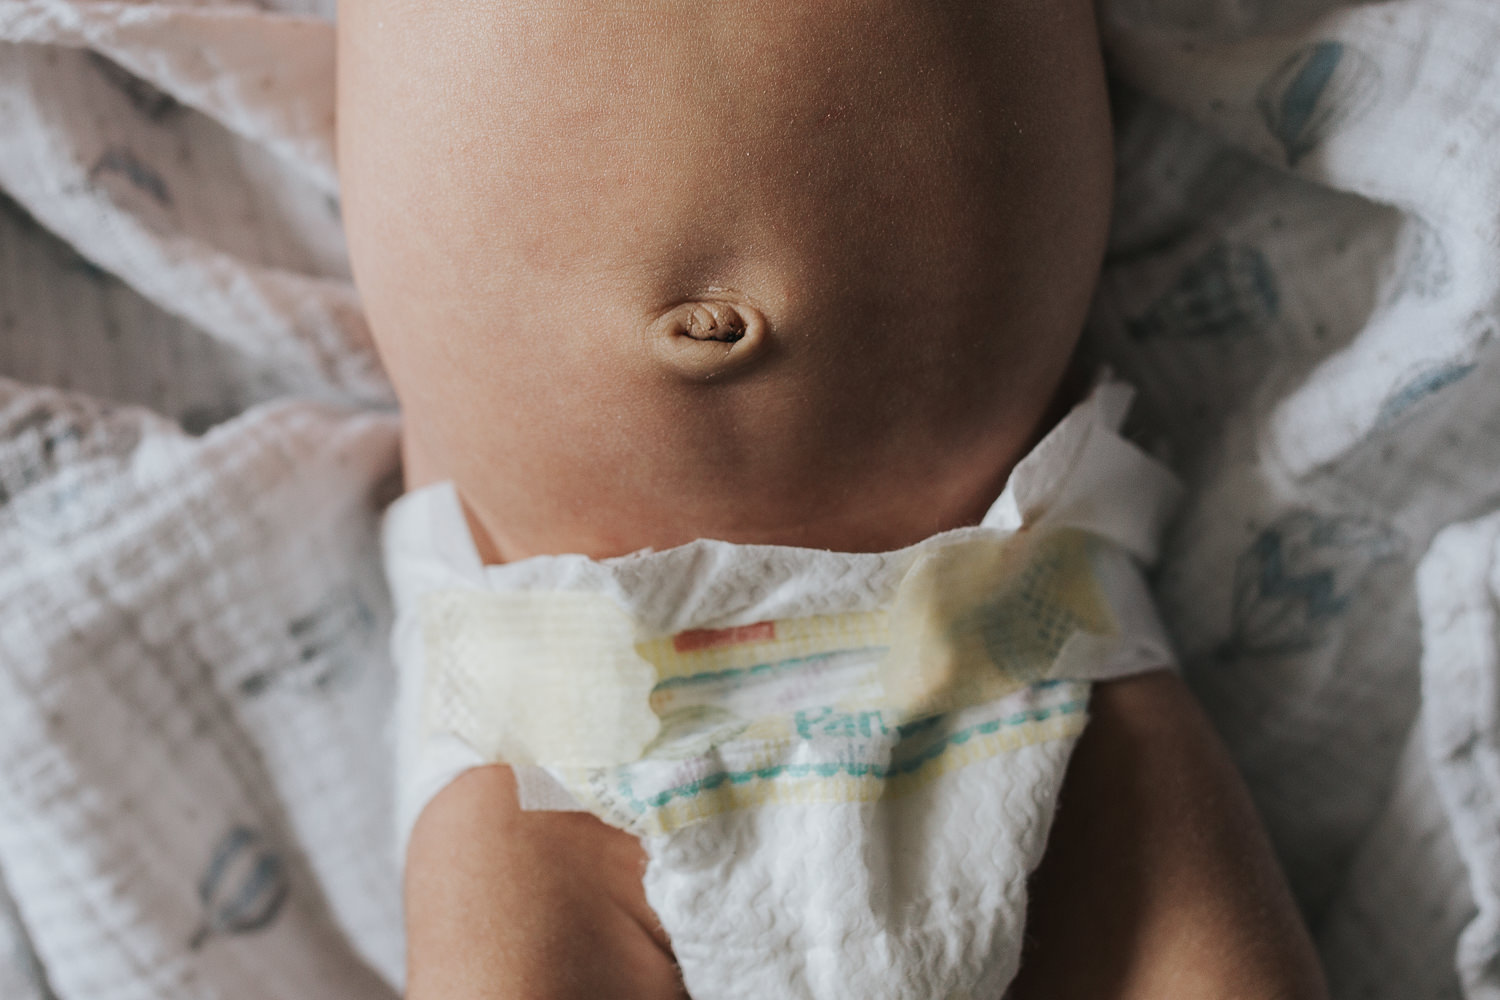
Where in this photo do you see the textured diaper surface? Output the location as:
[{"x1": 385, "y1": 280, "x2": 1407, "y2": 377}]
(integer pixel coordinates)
[{"x1": 384, "y1": 380, "x2": 1180, "y2": 999}]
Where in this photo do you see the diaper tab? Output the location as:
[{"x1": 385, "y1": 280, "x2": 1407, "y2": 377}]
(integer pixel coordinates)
[
  {"x1": 882, "y1": 527, "x2": 1116, "y2": 719},
  {"x1": 419, "y1": 589, "x2": 661, "y2": 767}
]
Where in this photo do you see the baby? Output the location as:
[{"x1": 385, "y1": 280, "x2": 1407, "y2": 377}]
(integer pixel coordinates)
[{"x1": 337, "y1": 0, "x2": 1328, "y2": 997}]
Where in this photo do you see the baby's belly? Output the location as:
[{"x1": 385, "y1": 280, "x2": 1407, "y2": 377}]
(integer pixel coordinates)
[{"x1": 341, "y1": 0, "x2": 1114, "y2": 560}]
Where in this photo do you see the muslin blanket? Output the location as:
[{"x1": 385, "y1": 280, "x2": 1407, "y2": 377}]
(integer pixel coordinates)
[{"x1": 0, "y1": 1, "x2": 1496, "y2": 997}]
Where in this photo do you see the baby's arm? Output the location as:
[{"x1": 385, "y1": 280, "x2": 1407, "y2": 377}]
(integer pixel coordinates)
[
  {"x1": 1009, "y1": 671, "x2": 1328, "y2": 999},
  {"x1": 403, "y1": 765, "x2": 687, "y2": 1000}
]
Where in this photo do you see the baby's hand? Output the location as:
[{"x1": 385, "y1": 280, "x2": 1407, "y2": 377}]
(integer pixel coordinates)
[{"x1": 403, "y1": 766, "x2": 687, "y2": 1000}]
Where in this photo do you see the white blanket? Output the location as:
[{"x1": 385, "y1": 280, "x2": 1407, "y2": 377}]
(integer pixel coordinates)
[{"x1": 0, "y1": 1, "x2": 1496, "y2": 997}]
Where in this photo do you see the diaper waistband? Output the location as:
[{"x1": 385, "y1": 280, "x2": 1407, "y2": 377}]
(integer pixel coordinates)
[{"x1": 384, "y1": 378, "x2": 1181, "y2": 849}]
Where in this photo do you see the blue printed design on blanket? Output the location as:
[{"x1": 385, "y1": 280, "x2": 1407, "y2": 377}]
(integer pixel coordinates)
[
  {"x1": 189, "y1": 826, "x2": 289, "y2": 950},
  {"x1": 1128, "y1": 243, "x2": 1280, "y2": 341},
  {"x1": 1258, "y1": 41, "x2": 1381, "y2": 167},
  {"x1": 1230, "y1": 511, "x2": 1403, "y2": 655}
]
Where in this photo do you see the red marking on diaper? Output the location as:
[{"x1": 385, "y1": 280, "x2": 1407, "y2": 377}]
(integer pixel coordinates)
[{"x1": 673, "y1": 621, "x2": 776, "y2": 653}]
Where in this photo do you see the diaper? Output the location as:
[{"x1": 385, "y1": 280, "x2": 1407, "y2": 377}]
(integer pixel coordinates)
[{"x1": 383, "y1": 380, "x2": 1181, "y2": 1000}]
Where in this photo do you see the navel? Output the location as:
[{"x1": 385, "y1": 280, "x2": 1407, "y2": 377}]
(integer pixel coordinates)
[{"x1": 648, "y1": 297, "x2": 771, "y2": 380}]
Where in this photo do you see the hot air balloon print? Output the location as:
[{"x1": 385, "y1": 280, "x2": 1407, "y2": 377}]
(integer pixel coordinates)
[
  {"x1": 188, "y1": 825, "x2": 289, "y2": 950},
  {"x1": 1128, "y1": 243, "x2": 1280, "y2": 341},
  {"x1": 1228, "y1": 511, "x2": 1402, "y2": 656},
  {"x1": 1258, "y1": 41, "x2": 1381, "y2": 167}
]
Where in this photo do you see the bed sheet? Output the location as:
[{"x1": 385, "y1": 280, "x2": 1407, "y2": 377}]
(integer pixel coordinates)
[{"x1": 0, "y1": 1, "x2": 1497, "y2": 997}]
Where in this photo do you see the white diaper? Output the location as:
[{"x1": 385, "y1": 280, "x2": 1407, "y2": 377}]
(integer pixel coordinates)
[{"x1": 383, "y1": 380, "x2": 1180, "y2": 1000}]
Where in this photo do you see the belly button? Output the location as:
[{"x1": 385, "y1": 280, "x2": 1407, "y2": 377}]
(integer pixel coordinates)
[{"x1": 648, "y1": 298, "x2": 770, "y2": 380}]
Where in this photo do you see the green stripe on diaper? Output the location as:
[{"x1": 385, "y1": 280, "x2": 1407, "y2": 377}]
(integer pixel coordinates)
[
  {"x1": 597, "y1": 686, "x2": 1090, "y2": 835},
  {"x1": 650, "y1": 647, "x2": 885, "y2": 691}
]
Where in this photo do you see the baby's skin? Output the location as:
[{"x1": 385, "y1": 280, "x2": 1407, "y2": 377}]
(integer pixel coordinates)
[
  {"x1": 339, "y1": 0, "x2": 1113, "y2": 561},
  {"x1": 337, "y1": 0, "x2": 1329, "y2": 996}
]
